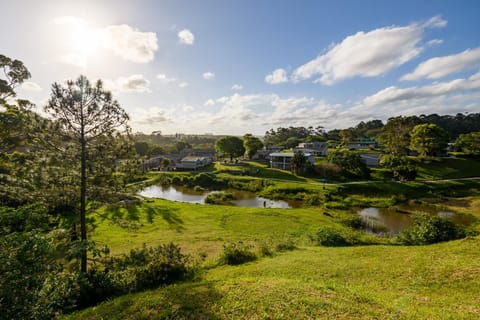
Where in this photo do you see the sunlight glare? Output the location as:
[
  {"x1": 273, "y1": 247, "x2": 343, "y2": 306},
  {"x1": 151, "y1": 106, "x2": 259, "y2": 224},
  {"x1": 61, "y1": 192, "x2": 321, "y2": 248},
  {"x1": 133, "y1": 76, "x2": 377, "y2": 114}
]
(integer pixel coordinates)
[{"x1": 67, "y1": 21, "x2": 100, "y2": 56}]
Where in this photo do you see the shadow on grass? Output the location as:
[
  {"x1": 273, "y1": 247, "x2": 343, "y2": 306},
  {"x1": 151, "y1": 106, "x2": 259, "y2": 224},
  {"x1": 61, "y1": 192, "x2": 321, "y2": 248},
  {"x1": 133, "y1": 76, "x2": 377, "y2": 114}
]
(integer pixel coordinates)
[
  {"x1": 98, "y1": 203, "x2": 184, "y2": 232},
  {"x1": 154, "y1": 282, "x2": 223, "y2": 319},
  {"x1": 145, "y1": 205, "x2": 185, "y2": 232}
]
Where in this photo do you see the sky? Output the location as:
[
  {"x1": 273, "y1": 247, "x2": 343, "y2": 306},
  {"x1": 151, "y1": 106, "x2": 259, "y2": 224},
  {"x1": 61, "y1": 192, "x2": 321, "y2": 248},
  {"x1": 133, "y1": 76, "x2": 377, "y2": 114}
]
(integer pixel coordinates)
[{"x1": 2, "y1": 0, "x2": 480, "y2": 135}]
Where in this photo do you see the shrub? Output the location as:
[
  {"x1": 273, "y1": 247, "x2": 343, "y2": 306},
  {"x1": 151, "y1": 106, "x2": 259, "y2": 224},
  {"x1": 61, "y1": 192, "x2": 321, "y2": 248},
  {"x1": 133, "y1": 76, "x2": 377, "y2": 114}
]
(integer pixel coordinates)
[
  {"x1": 133, "y1": 243, "x2": 193, "y2": 289},
  {"x1": 33, "y1": 270, "x2": 81, "y2": 319},
  {"x1": 220, "y1": 241, "x2": 257, "y2": 265},
  {"x1": 397, "y1": 214, "x2": 469, "y2": 245},
  {"x1": 316, "y1": 227, "x2": 351, "y2": 247},
  {"x1": 275, "y1": 239, "x2": 296, "y2": 252},
  {"x1": 109, "y1": 243, "x2": 195, "y2": 291},
  {"x1": 204, "y1": 191, "x2": 235, "y2": 205},
  {"x1": 304, "y1": 193, "x2": 322, "y2": 206},
  {"x1": 0, "y1": 231, "x2": 56, "y2": 320}
]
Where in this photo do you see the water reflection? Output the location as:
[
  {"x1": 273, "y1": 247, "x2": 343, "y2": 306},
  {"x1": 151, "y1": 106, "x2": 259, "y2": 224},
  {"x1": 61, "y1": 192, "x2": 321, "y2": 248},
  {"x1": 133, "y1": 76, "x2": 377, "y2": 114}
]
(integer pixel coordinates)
[
  {"x1": 139, "y1": 185, "x2": 297, "y2": 208},
  {"x1": 358, "y1": 205, "x2": 474, "y2": 235}
]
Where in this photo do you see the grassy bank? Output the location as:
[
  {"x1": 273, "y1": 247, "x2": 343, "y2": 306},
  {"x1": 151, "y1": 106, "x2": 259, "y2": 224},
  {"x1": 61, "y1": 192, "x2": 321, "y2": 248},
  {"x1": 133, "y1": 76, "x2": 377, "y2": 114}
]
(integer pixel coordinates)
[
  {"x1": 89, "y1": 199, "x2": 380, "y2": 261},
  {"x1": 65, "y1": 237, "x2": 480, "y2": 319}
]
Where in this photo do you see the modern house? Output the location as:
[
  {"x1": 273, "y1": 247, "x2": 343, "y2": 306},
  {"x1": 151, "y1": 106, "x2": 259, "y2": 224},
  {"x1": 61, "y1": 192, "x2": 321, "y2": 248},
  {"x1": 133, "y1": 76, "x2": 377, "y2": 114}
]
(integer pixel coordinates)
[
  {"x1": 269, "y1": 152, "x2": 314, "y2": 170},
  {"x1": 293, "y1": 141, "x2": 328, "y2": 156},
  {"x1": 346, "y1": 138, "x2": 378, "y2": 150},
  {"x1": 175, "y1": 156, "x2": 213, "y2": 171},
  {"x1": 254, "y1": 146, "x2": 285, "y2": 160},
  {"x1": 359, "y1": 154, "x2": 381, "y2": 167}
]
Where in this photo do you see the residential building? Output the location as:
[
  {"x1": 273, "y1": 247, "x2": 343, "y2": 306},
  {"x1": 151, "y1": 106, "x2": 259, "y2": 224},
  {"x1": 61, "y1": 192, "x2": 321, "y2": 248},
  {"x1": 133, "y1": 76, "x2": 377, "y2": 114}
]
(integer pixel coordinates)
[
  {"x1": 269, "y1": 152, "x2": 314, "y2": 170},
  {"x1": 294, "y1": 141, "x2": 328, "y2": 156}
]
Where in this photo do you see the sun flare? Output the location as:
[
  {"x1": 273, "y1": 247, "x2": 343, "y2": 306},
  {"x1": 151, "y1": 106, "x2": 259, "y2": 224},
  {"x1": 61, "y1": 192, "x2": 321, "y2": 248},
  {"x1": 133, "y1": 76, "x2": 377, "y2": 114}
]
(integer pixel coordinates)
[{"x1": 68, "y1": 22, "x2": 100, "y2": 55}]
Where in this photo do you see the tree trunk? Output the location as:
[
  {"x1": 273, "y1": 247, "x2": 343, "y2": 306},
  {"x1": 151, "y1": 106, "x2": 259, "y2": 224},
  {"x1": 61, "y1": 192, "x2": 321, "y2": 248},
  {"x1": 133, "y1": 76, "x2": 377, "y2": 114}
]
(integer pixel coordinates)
[
  {"x1": 80, "y1": 88, "x2": 87, "y2": 273},
  {"x1": 80, "y1": 135, "x2": 87, "y2": 273}
]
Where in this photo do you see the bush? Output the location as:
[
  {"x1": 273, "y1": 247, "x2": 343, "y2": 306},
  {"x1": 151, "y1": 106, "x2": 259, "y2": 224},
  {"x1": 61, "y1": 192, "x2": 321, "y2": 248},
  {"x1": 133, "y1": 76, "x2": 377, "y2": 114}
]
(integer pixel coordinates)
[
  {"x1": 133, "y1": 243, "x2": 193, "y2": 289},
  {"x1": 34, "y1": 271, "x2": 81, "y2": 318},
  {"x1": 220, "y1": 241, "x2": 257, "y2": 265},
  {"x1": 397, "y1": 214, "x2": 469, "y2": 245},
  {"x1": 109, "y1": 242, "x2": 195, "y2": 291},
  {"x1": 316, "y1": 227, "x2": 351, "y2": 247},
  {"x1": 275, "y1": 239, "x2": 296, "y2": 252},
  {"x1": 0, "y1": 231, "x2": 56, "y2": 320},
  {"x1": 204, "y1": 191, "x2": 235, "y2": 205}
]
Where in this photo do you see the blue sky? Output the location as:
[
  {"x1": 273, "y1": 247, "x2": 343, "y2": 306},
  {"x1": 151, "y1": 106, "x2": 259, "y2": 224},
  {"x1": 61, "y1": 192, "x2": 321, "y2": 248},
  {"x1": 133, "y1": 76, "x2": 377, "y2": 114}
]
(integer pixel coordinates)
[{"x1": 2, "y1": 0, "x2": 480, "y2": 135}]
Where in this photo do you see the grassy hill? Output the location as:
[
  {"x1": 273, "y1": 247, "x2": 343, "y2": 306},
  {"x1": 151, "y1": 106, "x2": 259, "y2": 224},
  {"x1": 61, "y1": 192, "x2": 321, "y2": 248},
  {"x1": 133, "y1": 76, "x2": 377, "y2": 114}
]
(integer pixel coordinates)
[
  {"x1": 89, "y1": 198, "x2": 379, "y2": 260},
  {"x1": 65, "y1": 237, "x2": 480, "y2": 319},
  {"x1": 61, "y1": 192, "x2": 480, "y2": 319},
  {"x1": 64, "y1": 156, "x2": 480, "y2": 319}
]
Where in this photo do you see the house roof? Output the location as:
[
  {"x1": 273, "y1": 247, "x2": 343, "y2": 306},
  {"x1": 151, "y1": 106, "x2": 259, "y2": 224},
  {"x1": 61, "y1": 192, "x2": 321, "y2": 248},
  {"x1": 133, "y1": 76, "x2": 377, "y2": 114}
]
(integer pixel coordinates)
[{"x1": 269, "y1": 152, "x2": 312, "y2": 157}]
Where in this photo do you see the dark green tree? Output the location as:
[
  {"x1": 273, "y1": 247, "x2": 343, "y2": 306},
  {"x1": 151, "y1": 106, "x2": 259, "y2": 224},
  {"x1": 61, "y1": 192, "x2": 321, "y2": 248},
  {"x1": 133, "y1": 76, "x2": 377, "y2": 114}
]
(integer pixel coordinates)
[
  {"x1": 290, "y1": 151, "x2": 306, "y2": 175},
  {"x1": 410, "y1": 123, "x2": 450, "y2": 157},
  {"x1": 215, "y1": 136, "x2": 245, "y2": 161},
  {"x1": 456, "y1": 132, "x2": 480, "y2": 155},
  {"x1": 41, "y1": 75, "x2": 132, "y2": 273},
  {"x1": 243, "y1": 134, "x2": 263, "y2": 159},
  {"x1": 380, "y1": 116, "x2": 422, "y2": 155},
  {"x1": 327, "y1": 148, "x2": 370, "y2": 179},
  {"x1": 0, "y1": 55, "x2": 37, "y2": 205}
]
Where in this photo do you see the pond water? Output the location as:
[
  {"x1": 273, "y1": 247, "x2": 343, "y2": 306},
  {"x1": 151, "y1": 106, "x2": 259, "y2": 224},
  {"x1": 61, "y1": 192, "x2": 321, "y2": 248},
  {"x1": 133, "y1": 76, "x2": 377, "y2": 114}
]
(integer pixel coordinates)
[
  {"x1": 358, "y1": 203, "x2": 475, "y2": 236},
  {"x1": 139, "y1": 185, "x2": 298, "y2": 208}
]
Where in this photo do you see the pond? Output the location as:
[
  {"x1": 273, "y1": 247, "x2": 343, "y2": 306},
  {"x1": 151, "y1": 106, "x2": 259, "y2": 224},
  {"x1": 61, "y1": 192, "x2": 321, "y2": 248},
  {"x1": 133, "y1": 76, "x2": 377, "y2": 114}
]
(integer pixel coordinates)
[
  {"x1": 357, "y1": 203, "x2": 475, "y2": 236},
  {"x1": 139, "y1": 185, "x2": 300, "y2": 208}
]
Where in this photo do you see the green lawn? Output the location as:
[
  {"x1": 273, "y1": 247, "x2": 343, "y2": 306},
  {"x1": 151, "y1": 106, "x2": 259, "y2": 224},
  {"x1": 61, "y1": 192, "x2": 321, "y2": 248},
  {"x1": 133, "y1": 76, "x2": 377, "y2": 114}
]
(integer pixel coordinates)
[
  {"x1": 89, "y1": 199, "x2": 363, "y2": 260},
  {"x1": 416, "y1": 156, "x2": 480, "y2": 180},
  {"x1": 65, "y1": 237, "x2": 480, "y2": 319}
]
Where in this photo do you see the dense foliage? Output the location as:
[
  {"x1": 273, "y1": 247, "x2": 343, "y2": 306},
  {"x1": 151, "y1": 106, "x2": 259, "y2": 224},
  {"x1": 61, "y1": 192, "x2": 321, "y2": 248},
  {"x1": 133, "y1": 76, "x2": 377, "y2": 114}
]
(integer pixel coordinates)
[
  {"x1": 397, "y1": 214, "x2": 473, "y2": 245},
  {"x1": 215, "y1": 136, "x2": 245, "y2": 160},
  {"x1": 410, "y1": 123, "x2": 450, "y2": 157},
  {"x1": 456, "y1": 131, "x2": 480, "y2": 155}
]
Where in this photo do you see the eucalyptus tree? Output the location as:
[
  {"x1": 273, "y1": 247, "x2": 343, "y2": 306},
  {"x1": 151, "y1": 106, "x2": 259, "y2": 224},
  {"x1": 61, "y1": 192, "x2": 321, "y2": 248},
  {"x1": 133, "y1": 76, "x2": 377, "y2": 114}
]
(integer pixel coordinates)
[
  {"x1": 290, "y1": 151, "x2": 306, "y2": 175},
  {"x1": 410, "y1": 123, "x2": 450, "y2": 157},
  {"x1": 243, "y1": 133, "x2": 263, "y2": 159},
  {"x1": 42, "y1": 75, "x2": 132, "y2": 272},
  {"x1": 0, "y1": 54, "x2": 36, "y2": 205},
  {"x1": 215, "y1": 136, "x2": 245, "y2": 161}
]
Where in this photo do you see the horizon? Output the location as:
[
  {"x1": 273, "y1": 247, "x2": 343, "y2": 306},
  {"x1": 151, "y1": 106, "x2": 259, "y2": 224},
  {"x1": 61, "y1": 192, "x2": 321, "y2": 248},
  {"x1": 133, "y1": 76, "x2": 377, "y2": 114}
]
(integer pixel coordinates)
[{"x1": 2, "y1": 0, "x2": 480, "y2": 135}]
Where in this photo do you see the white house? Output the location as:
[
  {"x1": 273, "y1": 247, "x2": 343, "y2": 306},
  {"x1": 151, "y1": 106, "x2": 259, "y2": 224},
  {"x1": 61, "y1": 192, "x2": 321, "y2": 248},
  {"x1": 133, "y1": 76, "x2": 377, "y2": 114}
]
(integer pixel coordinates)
[
  {"x1": 269, "y1": 152, "x2": 314, "y2": 170},
  {"x1": 294, "y1": 141, "x2": 328, "y2": 156},
  {"x1": 175, "y1": 156, "x2": 212, "y2": 170},
  {"x1": 359, "y1": 154, "x2": 381, "y2": 167},
  {"x1": 346, "y1": 140, "x2": 377, "y2": 150}
]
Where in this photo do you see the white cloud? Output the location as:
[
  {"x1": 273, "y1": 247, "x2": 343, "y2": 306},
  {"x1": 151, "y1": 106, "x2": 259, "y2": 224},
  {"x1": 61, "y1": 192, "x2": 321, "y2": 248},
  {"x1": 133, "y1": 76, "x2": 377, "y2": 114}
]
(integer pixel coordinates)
[
  {"x1": 183, "y1": 105, "x2": 194, "y2": 112},
  {"x1": 130, "y1": 106, "x2": 172, "y2": 126},
  {"x1": 157, "y1": 73, "x2": 177, "y2": 83},
  {"x1": 231, "y1": 84, "x2": 243, "y2": 91},
  {"x1": 204, "y1": 99, "x2": 216, "y2": 106},
  {"x1": 426, "y1": 39, "x2": 443, "y2": 47},
  {"x1": 422, "y1": 15, "x2": 448, "y2": 29},
  {"x1": 101, "y1": 24, "x2": 158, "y2": 63},
  {"x1": 59, "y1": 53, "x2": 86, "y2": 68},
  {"x1": 178, "y1": 29, "x2": 195, "y2": 45},
  {"x1": 178, "y1": 81, "x2": 189, "y2": 88},
  {"x1": 265, "y1": 68, "x2": 288, "y2": 84},
  {"x1": 363, "y1": 72, "x2": 480, "y2": 108},
  {"x1": 104, "y1": 74, "x2": 151, "y2": 93},
  {"x1": 203, "y1": 72, "x2": 215, "y2": 80},
  {"x1": 292, "y1": 16, "x2": 447, "y2": 85},
  {"x1": 401, "y1": 48, "x2": 480, "y2": 81},
  {"x1": 21, "y1": 81, "x2": 42, "y2": 92}
]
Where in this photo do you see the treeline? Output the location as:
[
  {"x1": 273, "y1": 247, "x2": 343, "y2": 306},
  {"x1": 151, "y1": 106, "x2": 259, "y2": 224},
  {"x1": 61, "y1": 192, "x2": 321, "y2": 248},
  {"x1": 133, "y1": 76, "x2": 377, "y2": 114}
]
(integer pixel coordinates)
[{"x1": 264, "y1": 113, "x2": 480, "y2": 146}]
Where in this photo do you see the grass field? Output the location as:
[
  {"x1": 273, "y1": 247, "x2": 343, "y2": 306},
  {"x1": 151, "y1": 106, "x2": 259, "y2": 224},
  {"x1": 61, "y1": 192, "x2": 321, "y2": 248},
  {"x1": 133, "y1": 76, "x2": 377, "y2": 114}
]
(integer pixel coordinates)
[
  {"x1": 65, "y1": 237, "x2": 480, "y2": 319},
  {"x1": 64, "y1": 156, "x2": 480, "y2": 319},
  {"x1": 89, "y1": 198, "x2": 375, "y2": 261}
]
